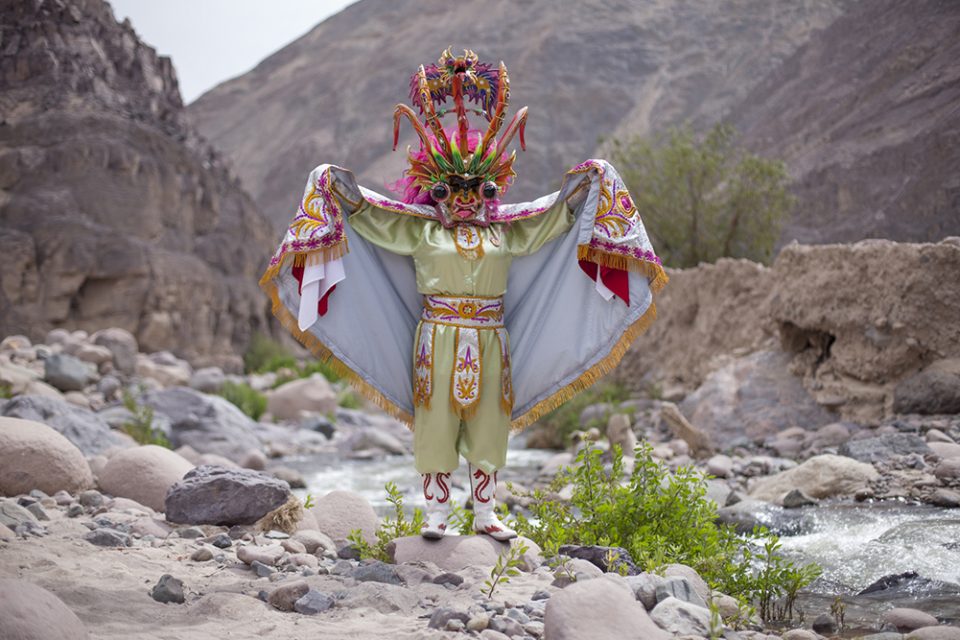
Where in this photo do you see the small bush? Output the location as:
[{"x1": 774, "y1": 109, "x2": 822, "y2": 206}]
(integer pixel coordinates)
[
  {"x1": 509, "y1": 443, "x2": 820, "y2": 618},
  {"x1": 244, "y1": 333, "x2": 295, "y2": 373},
  {"x1": 348, "y1": 482, "x2": 424, "y2": 562},
  {"x1": 120, "y1": 390, "x2": 170, "y2": 448},
  {"x1": 219, "y1": 381, "x2": 267, "y2": 420}
]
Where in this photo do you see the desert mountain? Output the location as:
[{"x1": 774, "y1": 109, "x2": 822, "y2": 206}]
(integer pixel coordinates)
[
  {"x1": 187, "y1": 0, "x2": 848, "y2": 233},
  {"x1": 728, "y1": 0, "x2": 960, "y2": 245},
  {"x1": 0, "y1": 0, "x2": 276, "y2": 364}
]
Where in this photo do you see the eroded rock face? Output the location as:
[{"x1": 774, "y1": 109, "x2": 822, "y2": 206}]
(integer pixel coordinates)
[
  {"x1": 0, "y1": 0, "x2": 276, "y2": 361},
  {"x1": 621, "y1": 239, "x2": 960, "y2": 425}
]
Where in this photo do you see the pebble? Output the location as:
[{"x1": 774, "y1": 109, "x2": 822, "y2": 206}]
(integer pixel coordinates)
[
  {"x1": 352, "y1": 560, "x2": 402, "y2": 585},
  {"x1": 293, "y1": 589, "x2": 334, "y2": 615},
  {"x1": 429, "y1": 607, "x2": 470, "y2": 630},
  {"x1": 25, "y1": 502, "x2": 49, "y2": 521},
  {"x1": 267, "y1": 580, "x2": 309, "y2": 612},
  {"x1": 53, "y1": 490, "x2": 74, "y2": 506},
  {"x1": 531, "y1": 590, "x2": 551, "y2": 601},
  {"x1": 151, "y1": 574, "x2": 185, "y2": 604},
  {"x1": 79, "y1": 490, "x2": 104, "y2": 508},
  {"x1": 433, "y1": 572, "x2": 465, "y2": 587},
  {"x1": 281, "y1": 539, "x2": 306, "y2": 554},
  {"x1": 488, "y1": 615, "x2": 525, "y2": 637},
  {"x1": 178, "y1": 526, "x2": 205, "y2": 539},
  {"x1": 468, "y1": 614, "x2": 491, "y2": 631},
  {"x1": 206, "y1": 533, "x2": 233, "y2": 548},
  {"x1": 812, "y1": 613, "x2": 838, "y2": 635},
  {"x1": 190, "y1": 547, "x2": 213, "y2": 562},
  {"x1": 83, "y1": 528, "x2": 130, "y2": 547},
  {"x1": 66, "y1": 504, "x2": 84, "y2": 518},
  {"x1": 251, "y1": 560, "x2": 276, "y2": 577}
]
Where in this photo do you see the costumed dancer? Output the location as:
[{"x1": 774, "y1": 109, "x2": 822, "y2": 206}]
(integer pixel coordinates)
[{"x1": 260, "y1": 49, "x2": 668, "y2": 541}]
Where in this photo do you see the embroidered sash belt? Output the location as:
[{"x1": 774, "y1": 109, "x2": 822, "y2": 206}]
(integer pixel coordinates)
[
  {"x1": 420, "y1": 294, "x2": 504, "y2": 328},
  {"x1": 414, "y1": 294, "x2": 514, "y2": 418}
]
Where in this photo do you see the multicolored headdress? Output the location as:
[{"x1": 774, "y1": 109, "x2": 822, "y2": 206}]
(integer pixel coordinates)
[{"x1": 393, "y1": 48, "x2": 528, "y2": 226}]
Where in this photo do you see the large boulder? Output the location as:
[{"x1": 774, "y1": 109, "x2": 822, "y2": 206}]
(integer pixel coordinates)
[
  {"x1": 0, "y1": 417, "x2": 94, "y2": 496},
  {"x1": 894, "y1": 359, "x2": 960, "y2": 415},
  {"x1": 165, "y1": 465, "x2": 292, "y2": 525},
  {"x1": 98, "y1": 445, "x2": 194, "y2": 512},
  {"x1": 141, "y1": 387, "x2": 262, "y2": 463},
  {"x1": 679, "y1": 350, "x2": 836, "y2": 445},
  {"x1": 750, "y1": 454, "x2": 879, "y2": 503},
  {"x1": 544, "y1": 575, "x2": 670, "y2": 640},
  {"x1": 388, "y1": 535, "x2": 538, "y2": 572},
  {"x1": 838, "y1": 433, "x2": 932, "y2": 462},
  {"x1": 1, "y1": 395, "x2": 127, "y2": 455},
  {"x1": 308, "y1": 489, "x2": 378, "y2": 546},
  {"x1": 265, "y1": 374, "x2": 337, "y2": 422},
  {"x1": 0, "y1": 578, "x2": 89, "y2": 640}
]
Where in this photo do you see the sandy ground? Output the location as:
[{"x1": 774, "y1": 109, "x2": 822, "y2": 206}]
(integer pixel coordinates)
[{"x1": 0, "y1": 508, "x2": 551, "y2": 640}]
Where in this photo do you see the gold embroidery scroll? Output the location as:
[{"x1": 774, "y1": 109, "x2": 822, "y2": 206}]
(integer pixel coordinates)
[
  {"x1": 454, "y1": 224, "x2": 484, "y2": 260},
  {"x1": 451, "y1": 327, "x2": 481, "y2": 419},
  {"x1": 495, "y1": 328, "x2": 513, "y2": 416},
  {"x1": 413, "y1": 322, "x2": 435, "y2": 409}
]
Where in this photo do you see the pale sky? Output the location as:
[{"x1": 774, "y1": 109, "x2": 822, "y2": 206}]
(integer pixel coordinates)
[{"x1": 110, "y1": 0, "x2": 359, "y2": 104}]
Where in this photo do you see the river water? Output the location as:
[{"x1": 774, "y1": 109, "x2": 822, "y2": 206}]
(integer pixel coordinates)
[{"x1": 288, "y1": 448, "x2": 960, "y2": 626}]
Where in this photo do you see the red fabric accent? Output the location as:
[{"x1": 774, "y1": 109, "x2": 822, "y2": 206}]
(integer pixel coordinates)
[
  {"x1": 291, "y1": 263, "x2": 336, "y2": 318},
  {"x1": 578, "y1": 260, "x2": 630, "y2": 306}
]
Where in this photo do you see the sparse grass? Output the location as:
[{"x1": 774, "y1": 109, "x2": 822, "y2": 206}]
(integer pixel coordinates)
[
  {"x1": 219, "y1": 381, "x2": 267, "y2": 420},
  {"x1": 120, "y1": 390, "x2": 170, "y2": 448}
]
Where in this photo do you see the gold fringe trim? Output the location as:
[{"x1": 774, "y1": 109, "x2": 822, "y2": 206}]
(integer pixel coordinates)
[
  {"x1": 577, "y1": 245, "x2": 669, "y2": 294},
  {"x1": 509, "y1": 302, "x2": 658, "y2": 432},
  {"x1": 259, "y1": 242, "x2": 350, "y2": 288},
  {"x1": 260, "y1": 255, "x2": 415, "y2": 427}
]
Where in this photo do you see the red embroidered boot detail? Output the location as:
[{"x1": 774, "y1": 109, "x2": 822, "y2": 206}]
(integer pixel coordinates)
[
  {"x1": 421, "y1": 472, "x2": 451, "y2": 539},
  {"x1": 469, "y1": 464, "x2": 517, "y2": 541}
]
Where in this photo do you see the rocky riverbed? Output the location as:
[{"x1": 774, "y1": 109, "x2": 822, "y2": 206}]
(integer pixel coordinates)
[{"x1": 2, "y1": 328, "x2": 960, "y2": 640}]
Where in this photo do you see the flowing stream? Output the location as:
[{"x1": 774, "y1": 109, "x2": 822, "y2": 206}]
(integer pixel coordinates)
[{"x1": 287, "y1": 448, "x2": 960, "y2": 627}]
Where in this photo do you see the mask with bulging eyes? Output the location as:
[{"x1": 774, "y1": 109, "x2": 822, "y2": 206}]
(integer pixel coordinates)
[
  {"x1": 392, "y1": 48, "x2": 528, "y2": 229},
  {"x1": 430, "y1": 176, "x2": 500, "y2": 226}
]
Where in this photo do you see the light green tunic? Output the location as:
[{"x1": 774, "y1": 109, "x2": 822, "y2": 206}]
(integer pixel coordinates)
[{"x1": 348, "y1": 202, "x2": 575, "y2": 473}]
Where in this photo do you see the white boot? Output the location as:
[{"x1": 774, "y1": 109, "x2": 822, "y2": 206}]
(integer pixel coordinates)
[
  {"x1": 420, "y1": 472, "x2": 451, "y2": 539},
  {"x1": 469, "y1": 465, "x2": 517, "y2": 541}
]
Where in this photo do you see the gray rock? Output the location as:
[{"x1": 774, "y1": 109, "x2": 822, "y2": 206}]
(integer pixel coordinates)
[
  {"x1": 1, "y1": 395, "x2": 127, "y2": 455},
  {"x1": 0, "y1": 578, "x2": 90, "y2": 639},
  {"x1": 67, "y1": 504, "x2": 84, "y2": 518},
  {"x1": 236, "y1": 544, "x2": 284, "y2": 566},
  {"x1": 882, "y1": 607, "x2": 939, "y2": 632},
  {"x1": 894, "y1": 359, "x2": 960, "y2": 415},
  {"x1": 839, "y1": 433, "x2": 932, "y2": 462},
  {"x1": 270, "y1": 466, "x2": 306, "y2": 489},
  {"x1": 782, "y1": 488, "x2": 817, "y2": 508},
  {"x1": 300, "y1": 414, "x2": 335, "y2": 439},
  {"x1": 206, "y1": 532, "x2": 233, "y2": 548},
  {"x1": 649, "y1": 596, "x2": 711, "y2": 636},
  {"x1": 544, "y1": 576, "x2": 670, "y2": 640},
  {"x1": 336, "y1": 581, "x2": 417, "y2": 614},
  {"x1": 812, "y1": 613, "x2": 837, "y2": 634},
  {"x1": 558, "y1": 544, "x2": 639, "y2": 575},
  {"x1": 429, "y1": 607, "x2": 471, "y2": 630},
  {"x1": 92, "y1": 329, "x2": 139, "y2": 375},
  {"x1": 626, "y1": 572, "x2": 667, "y2": 610},
  {"x1": 190, "y1": 547, "x2": 213, "y2": 562},
  {"x1": 189, "y1": 367, "x2": 225, "y2": 393},
  {"x1": 907, "y1": 627, "x2": 960, "y2": 640},
  {"x1": 488, "y1": 615, "x2": 525, "y2": 637},
  {"x1": 165, "y1": 465, "x2": 291, "y2": 526},
  {"x1": 177, "y1": 526, "x2": 205, "y2": 539},
  {"x1": 706, "y1": 454, "x2": 734, "y2": 478},
  {"x1": 142, "y1": 387, "x2": 262, "y2": 462},
  {"x1": 294, "y1": 589, "x2": 334, "y2": 614},
  {"x1": 0, "y1": 500, "x2": 38, "y2": 528},
  {"x1": 267, "y1": 580, "x2": 309, "y2": 612},
  {"x1": 655, "y1": 577, "x2": 708, "y2": 609},
  {"x1": 25, "y1": 502, "x2": 49, "y2": 521},
  {"x1": 97, "y1": 375, "x2": 121, "y2": 400},
  {"x1": 151, "y1": 575, "x2": 185, "y2": 604},
  {"x1": 83, "y1": 528, "x2": 130, "y2": 547},
  {"x1": 251, "y1": 560, "x2": 276, "y2": 577},
  {"x1": 928, "y1": 488, "x2": 960, "y2": 508},
  {"x1": 44, "y1": 354, "x2": 91, "y2": 392},
  {"x1": 78, "y1": 490, "x2": 103, "y2": 508},
  {"x1": 351, "y1": 560, "x2": 402, "y2": 585},
  {"x1": 433, "y1": 572, "x2": 464, "y2": 587},
  {"x1": 505, "y1": 607, "x2": 530, "y2": 625}
]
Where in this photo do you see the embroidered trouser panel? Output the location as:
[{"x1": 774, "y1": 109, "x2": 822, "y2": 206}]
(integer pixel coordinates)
[{"x1": 412, "y1": 295, "x2": 513, "y2": 475}]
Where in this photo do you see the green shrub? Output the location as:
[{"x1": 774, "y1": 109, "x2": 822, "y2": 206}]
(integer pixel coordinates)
[
  {"x1": 611, "y1": 122, "x2": 793, "y2": 267},
  {"x1": 244, "y1": 333, "x2": 295, "y2": 373},
  {"x1": 120, "y1": 390, "x2": 170, "y2": 448},
  {"x1": 509, "y1": 443, "x2": 819, "y2": 619},
  {"x1": 536, "y1": 382, "x2": 632, "y2": 447},
  {"x1": 484, "y1": 540, "x2": 529, "y2": 598},
  {"x1": 219, "y1": 381, "x2": 267, "y2": 420},
  {"x1": 347, "y1": 482, "x2": 424, "y2": 562}
]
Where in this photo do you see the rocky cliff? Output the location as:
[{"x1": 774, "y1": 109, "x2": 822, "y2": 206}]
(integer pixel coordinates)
[
  {"x1": 618, "y1": 238, "x2": 960, "y2": 425},
  {"x1": 728, "y1": 0, "x2": 960, "y2": 246},
  {"x1": 0, "y1": 0, "x2": 276, "y2": 365},
  {"x1": 186, "y1": 0, "x2": 847, "y2": 232}
]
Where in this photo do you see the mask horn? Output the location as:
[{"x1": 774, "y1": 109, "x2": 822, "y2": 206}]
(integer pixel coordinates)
[{"x1": 475, "y1": 62, "x2": 510, "y2": 166}]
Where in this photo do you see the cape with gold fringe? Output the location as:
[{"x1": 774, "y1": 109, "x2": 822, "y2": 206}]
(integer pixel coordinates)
[{"x1": 260, "y1": 158, "x2": 667, "y2": 430}]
